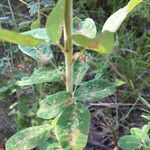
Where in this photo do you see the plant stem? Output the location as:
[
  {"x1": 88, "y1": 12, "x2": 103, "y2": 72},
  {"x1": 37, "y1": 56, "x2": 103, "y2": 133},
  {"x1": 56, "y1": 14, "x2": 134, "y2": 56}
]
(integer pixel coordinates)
[{"x1": 64, "y1": 0, "x2": 73, "y2": 93}]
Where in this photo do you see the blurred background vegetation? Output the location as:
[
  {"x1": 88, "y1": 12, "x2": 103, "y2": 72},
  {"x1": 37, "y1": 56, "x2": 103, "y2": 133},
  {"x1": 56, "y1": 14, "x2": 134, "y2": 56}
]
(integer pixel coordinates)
[{"x1": 0, "y1": 0, "x2": 149, "y2": 149}]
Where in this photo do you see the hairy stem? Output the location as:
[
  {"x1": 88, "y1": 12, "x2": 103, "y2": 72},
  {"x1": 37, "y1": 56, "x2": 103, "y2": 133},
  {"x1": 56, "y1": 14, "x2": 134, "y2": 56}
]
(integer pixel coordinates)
[{"x1": 64, "y1": 0, "x2": 73, "y2": 93}]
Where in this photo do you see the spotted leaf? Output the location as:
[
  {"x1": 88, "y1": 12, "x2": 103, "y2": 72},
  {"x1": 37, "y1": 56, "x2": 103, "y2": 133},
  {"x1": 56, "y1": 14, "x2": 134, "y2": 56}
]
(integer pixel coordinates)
[
  {"x1": 56, "y1": 103, "x2": 91, "y2": 150},
  {"x1": 17, "y1": 67, "x2": 60, "y2": 86},
  {"x1": 37, "y1": 91, "x2": 72, "y2": 119},
  {"x1": 6, "y1": 125, "x2": 51, "y2": 150},
  {"x1": 75, "y1": 79, "x2": 116, "y2": 102}
]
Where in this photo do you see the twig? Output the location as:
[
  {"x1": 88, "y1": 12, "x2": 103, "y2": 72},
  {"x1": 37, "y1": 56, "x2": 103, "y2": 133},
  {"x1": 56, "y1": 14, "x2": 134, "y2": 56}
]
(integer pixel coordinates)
[
  {"x1": 120, "y1": 95, "x2": 141, "y2": 121},
  {"x1": 7, "y1": 0, "x2": 18, "y2": 31},
  {"x1": 88, "y1": 102, "x2": 143, "y2": 108}
]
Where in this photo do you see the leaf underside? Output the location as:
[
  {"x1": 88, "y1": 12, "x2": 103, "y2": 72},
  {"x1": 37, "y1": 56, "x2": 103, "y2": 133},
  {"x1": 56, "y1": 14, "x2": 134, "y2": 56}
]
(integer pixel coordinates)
[{"x1": 102, "y1": 0, "x2": 143, "y2": 32}]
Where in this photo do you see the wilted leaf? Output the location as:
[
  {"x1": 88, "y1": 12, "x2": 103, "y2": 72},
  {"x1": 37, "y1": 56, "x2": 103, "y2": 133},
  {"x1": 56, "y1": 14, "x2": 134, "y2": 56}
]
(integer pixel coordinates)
[
  {"x1": 118, "y1": 135, "x2": 141, "y2": 150},
  {"x1": 102, "y1": 0, "x2": 143, "y2": 32},
  {"x1": 46, "y1": 0, "x2": 65, "y2": 44},
  {"x1": 6, "y1": 125, "x2": 51, "y2": 150},
  {"x1": 0, "y1": 28, "x2": 45, "y2": 46},
  {"x1": 72, "y1": 31, "x2": 114, "y2": 54},
  {"x1": 37, "y1": 91, "x2": 72, "y2": 119},
  {"x1": 75, "y1": 79, "x2": 116, "y2": 102},
  {"x1": 56, "y1": 103, "x2": 91, "y2": 149},
  {"x1": 17, "y1": 67, "x2": 60, "y2": 86}
]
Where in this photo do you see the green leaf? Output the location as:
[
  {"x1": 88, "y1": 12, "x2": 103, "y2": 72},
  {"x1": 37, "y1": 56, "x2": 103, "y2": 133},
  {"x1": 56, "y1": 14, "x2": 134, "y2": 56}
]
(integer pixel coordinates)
[
  {"x1": 72, "y1": 31, "x2": 114, "y2": 54},
  {"x1": 18, "y1": 28, "x2": 52, "y2": 62},
  {"x1": 21, "y1": 28, "x2": 50, "y2": 41},
  {"x1": 39, "y1": 137, "x2": 61, "y2": 150},
  {"x1": 19, "y1": 43, "x2": 53, "y2": 63},
  {"x1": 142, "y1": 123, "x2": 150, "y2": 135},
  {"x1": 17, "y1": 67, "x2": 60, "y2": 86},
  {"x1": 73, "y1": 17, "x2": 97, "y2": 38},
  {"x1": 102, "y1": 0, "x2": 143, "y2": 33},
  {"x1": 118, "y1": 135, "x2": 141, "y2": 150},
  {"x1": 37, "y1": 91, "x2": 72, "y2": 119},
  {"x1": 31, "y1": 19, "x2": 40, "y2": 29},
  {"x1": 130, "y1": 124, "x2": 150, "y2": 142},
  {"x1": 74, "y1": 61, "x2": 89, "y2": 85},
  {"x1": 6, "y1": 125, "x2": 51, "y2": 150},
  {"x1": 0, "y1": 28, "x2": 45, "y2": 46},
  {"x1": 56, "y1": 103, "x2": 91, "y2": 150},
  {"x1": 75, "y1": 79, "x2": 116, "y2": 102},
  {"x1": 46, "y1": 0, "x2": 65, "y2": 44},
  {"x1": 114, "y1": 78, "x2": 126, "y2": 87},
  {"x1": 143, "y1": 147, "x2": 150, "y2": 150}
]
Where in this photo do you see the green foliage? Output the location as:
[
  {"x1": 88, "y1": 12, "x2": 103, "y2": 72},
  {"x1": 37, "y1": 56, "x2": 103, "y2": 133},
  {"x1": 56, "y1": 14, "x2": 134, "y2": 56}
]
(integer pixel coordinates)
[
  {"x1": 17, "y1": 67, "x2": 60, "y2": 86},
  {"x1": 46, "y1": 0, "x2": 65, "y2": 44},
  {"x1": 72, "y1": 31, "x2": 114, "y2": 54},
  {"x1": 6, "y1": 125, "x2": 51, "y2": 150},
  {"x1": 39, "y1": 137, "x2": 61, "y2": 150},
  {"x1": 37, "y1": 91, "x2": 71, "y2": 119},
  {"x1": 56, "y1": 103, "x2": 91, "y2": 150},
  {"x1": 118, "y1": 123, "x2": 150, "y2": 150},
  {"x1": 2, "y1": 0, "x2": 144, "y2": 149},
  {"x1": 118, "y1": 135, "x2": 141, "y2": 150},
  {"x1": 0, "y1": 28, "x2": 45, "y2": 46},
  {"x1": 114, "y1": 78, "x2": 126, "y2": 87},
  {"x1": 75, "y1": 79, "x2": 116, "y2": 102},
  {"x1": 18, "y1": 28, "x2": 51, "y2": 62}
]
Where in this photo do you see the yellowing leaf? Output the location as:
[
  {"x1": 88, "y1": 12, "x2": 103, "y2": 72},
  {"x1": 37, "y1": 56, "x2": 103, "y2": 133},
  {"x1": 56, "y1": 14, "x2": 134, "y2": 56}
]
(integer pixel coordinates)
[
  {"x1": 72, "y1": 31, "x2": 114, "y2": 54},
  {"x1": 46, "y1": 0, "x2": 65, "y2": 44},
  {"x1": 0, "y1": 28, "x2": 45, "y2": 46},
  {"x1": 127, "y1": 0, "x2": 143, "y2": 13},
  {"x1": 102, "y1": 0, "x2": 143, "y2": 33}
]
